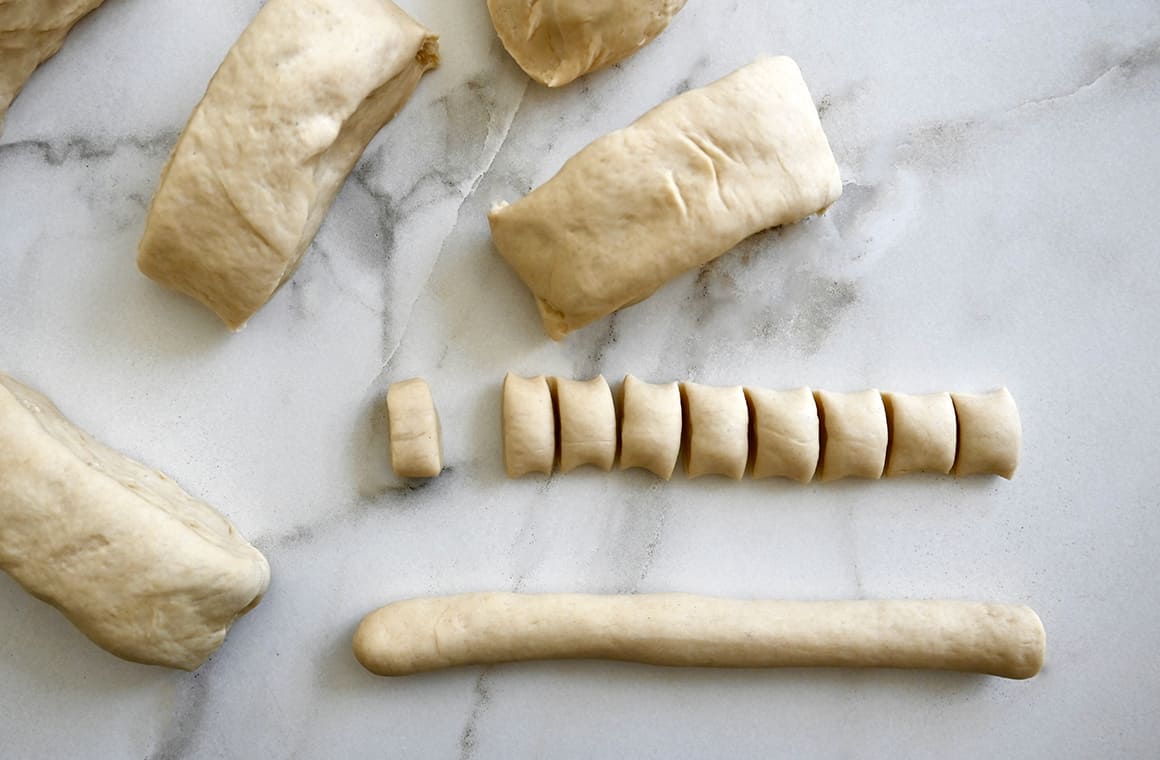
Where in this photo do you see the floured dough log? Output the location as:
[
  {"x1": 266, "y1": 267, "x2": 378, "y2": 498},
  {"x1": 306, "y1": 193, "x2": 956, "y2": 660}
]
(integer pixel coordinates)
[
  {"x1": 486, "y1": 0, "x2": 687, "y2": 87},
  {"x1": 502, "y1": 373, "x2": 555, "y2": 477},
  {"x1": 353, "y1": 593, "x2": 1046, "y2": 679},
  {"x1": 138, "y1": 0, "x2": 439, "y2": 329},
  {"x1": 386, "y1": 378, "x2": 442, "y2": 478},
  {"x1": 0, "y1": 1, "x2": 107, "y2": 136},
  {"x1": 681, "y1": 382, "x2": 748, "y2": 480},
  {"x1": 951, "y1": 388, "x2": 1021, "y2": 479},
  {"x1": 746, "y1": 386, "x2": 819, "y2": 482},
  {"x1": 556, "y1": 375, "x2": 616, "y2": 473},
  {"x1": 0, "y1": 374, "x2": 269, "y2": 670},
  {"x1": 619, "y1": 375, "x2": 682, "y2": 480},
  {"x1": 490, "y1": 57, "x2": 842, "y2": 339},
  {"x1": 883, "y1": 392, "x2": 957, "y2": 476},
  {"x1": 815, "y1": 389, "x2": 888, "y2": 481}
]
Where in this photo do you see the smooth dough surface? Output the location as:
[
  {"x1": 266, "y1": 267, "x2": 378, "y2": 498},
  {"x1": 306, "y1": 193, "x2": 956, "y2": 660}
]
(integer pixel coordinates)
[
  {"x1": 556, "y1": 375, "x2": 617, "y2": 473},
  {"x1": 746, "y1": 386, "x2": 819, "y2": 482},
  {"x1": 386, "y1": 378, "x2": 442, "y2": 478},
  {"x1": 681, "y1": 382, "x2": 748, "y2": 480},
  {"x1": 486, "y1": 0, "x2": 686, "y2": 87},
  {"x1": 502, "y1": 373, "x2": 555, "y2": 477},
  {"x1": 883, "y1": 391, "x2": 957, "y2": 476},
  {"x1": 619, "y1": 375, "x2": 682, "y2": 480},
  {"x1": 951, "y1": 388, "x2": 1021, "y2": 479},
  {"x1": 353, "y1": 593, "x2": 1046, "y2": 679},
  {"x1": 138, "y1": 0, "x2": 439, "y2": 329},
  {"x1": 815, "y1": 389, "x2": 888, "y2": 481},
  {"x1": 490, "y1": 56, "x2": 842, "y2": 339},
  {"x1": 0, "y1": 374, "x2": 270, "y2": 670}
]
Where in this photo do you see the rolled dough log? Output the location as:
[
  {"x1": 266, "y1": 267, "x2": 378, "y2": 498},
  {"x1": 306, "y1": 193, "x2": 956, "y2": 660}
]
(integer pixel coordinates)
[
  {"x1": 681, "y1": 382, "x2": 748, "y2": 480},
  {"x1": 883, "y1": 391, "x2": 957, "y2": 476},
  {"x1": 746, "y1": 386, "x2": 819, "y2": 482},
  {"x1": 815, "y1": 389, "x2": 888, "y2": 481},
  {"x1": 386, "y1": 378, "x2": 442, "y2": 479},
  {"x1": 556, "y1": 375, "x2": 617, "y2": 473},
  {"x1": 353, "y1": 593, "x2": 1046, "y2": 679},
  {"x1": 138, "y1": 0, "x2": 439, "y2": 329},
  {"x1": 486, "y1": 0, "x2": 687, "y2": 87},
  {"x1": 0, "y1": 374, "x2": 269, "y2": 670},
  {"x1": 951, "y1": 388, "x2": 1021, "y2": 479},
  {"x1": 489, "y1": 57, "x2": 842, "y2": 339},
  {"x1": 0, "y1": 0, "x2": 107, "y2": 137},
  {"x1": 502, "y1": 373, "x2": 555, "y2": 477},
  {"x1": 619, "y1": 375, "x2": 682, "y2": 480}
]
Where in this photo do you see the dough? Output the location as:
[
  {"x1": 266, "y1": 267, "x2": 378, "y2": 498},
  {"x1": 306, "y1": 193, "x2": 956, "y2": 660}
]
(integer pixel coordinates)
[
  {"x1": 486, "y1": 0, "x2": 687, "y2": 87},
  {"x1": 0, "y1": 0, "x2": 107, "y2": 136},
  {"x1": 353, "y1": 593, "x2": 1046, "y2": 679},
  {"x1": 882, "y1": 391, "x2": 957, "y2": 476},
  {"x1": 138, "y1": 0, "x2": 439, "y2": 329},
  {"x1": 0, "y1": 374, "x2": 269, "y2": 670},
  {"x1": 815, "y1": 389, "x2": 888, "y2": 481},
  {"x1": 556, "y1": 375, "x2": 616, "y2": 473},
  {"x1": 681, "y1": 382, "x2": 748, "y2": 480},
  {"x1": 386, "y1": 378, "x2": 442, "y2": 479},
  {"x1": 619, "y1": 375, "x2": 682, "y2": 480},
  {"x1": 746, "y1": 386, "x2": 819, "y2": 482},
  {"x1": 502, "y1": 373, "x2": 555, "y2": 477},
  {"x1": 489, "y1": 56, "x2": 842, "y2": 339},
  {"x1": 951, "y1": 388, "x2": 1021, "y2": 479}
]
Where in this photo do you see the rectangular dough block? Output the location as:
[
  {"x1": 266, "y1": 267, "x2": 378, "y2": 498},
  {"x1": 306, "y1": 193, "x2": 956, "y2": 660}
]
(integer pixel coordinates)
[
  {"x1": 746, "y1": 386, "x2": 819, "y2": 482},
  {"x1": 0, "y1": 374, "x2": 269, "y2": 670},
  {"x1": 502, "y1": 373, "x2": 555, "y2": 477},
  {"x1": 681, "y1": 382, "x2": 748, "y2": 479},
  {"x1": 386, "y1": 378, "x2": 443, "y2": 479},
  {"x1": 489, "y1": 56, "x2": 842, "y2": 339},
  {"x1": 138, "y1": 0, "x2": 439, "y2": 329},
  {"x1": 815, "y1": 389, "x2": 888, "y2": 481},
  {"x1": 883, "y1": 391, "x2": 957, "y2": 476},
  {"x1": 619, "y1": 375, "x2": 682, "y2": 480},
  {"x1": 951, "y1": 388, "x2": 1021, "y2": 479}
]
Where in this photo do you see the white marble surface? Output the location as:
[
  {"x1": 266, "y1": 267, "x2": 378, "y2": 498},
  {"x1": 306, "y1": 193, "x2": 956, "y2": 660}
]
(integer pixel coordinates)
[{"x1": 2, "y1": 1, "x2": 1159, "y2": 757}]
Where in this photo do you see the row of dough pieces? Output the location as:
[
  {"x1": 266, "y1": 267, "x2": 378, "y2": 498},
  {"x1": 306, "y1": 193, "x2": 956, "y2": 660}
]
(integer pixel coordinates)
[{"x1": 504, "y1": 374, "x2": 1021, "y2": 482}]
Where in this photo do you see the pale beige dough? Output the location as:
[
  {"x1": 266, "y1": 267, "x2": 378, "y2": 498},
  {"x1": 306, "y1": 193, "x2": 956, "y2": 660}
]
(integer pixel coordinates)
[
  {"x1": 815, "y1": 389, "x2": 888, "y2": 481},
  {"x1": 556, "y1": 375, "x2": 617, "y2": 473},
  {"x1": 619, "y1": 375, "x2": 682, "y2": 480},
  {"x1": 681, "y1": 382, "x2": 748, "y2": 480},
  {"x1": 0, "y1": 0, "x2": 107, "y2": 136},
  {"x1": 353, "y1": 593, "x2": 1046, "y2": 679},
  {"x1": 138, "y1": 0, "x2": 439, "y2": 329},
  {"x1": 386, "y1": 378, "x2": 442, "y2": 479},
  {"x1": 502, "y1": 373, "x2": 555, "y2": 477},
  {"x1": 951, "y1": 388, "x2": 1021, "y2": 479},
  {"x1": 0, "y1": 374, "x2": 269, "y2": 670},
  {"x1": 489, "y1": 56, "x2": 842, "y2": 339},
  {"x1": 746, "y1": 386, "x2": 819, "y2": 482},
  {"x1": 883, "y1": 391, "x2": 957, "y2": 476},
  {"x1": 486, "y1": 0, "x2": 687, "y2": 87}
]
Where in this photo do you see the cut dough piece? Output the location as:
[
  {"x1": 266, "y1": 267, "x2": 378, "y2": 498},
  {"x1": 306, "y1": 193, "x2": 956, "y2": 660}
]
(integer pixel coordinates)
[
  {"x1": 556, "y1": 375, "x2": 617, "y2": 473},
  {"x1": 353, "y1": 593, "x2": 1046, "y2": 679},
  {"x1": 619, "y1": 375, "x2": 682, "y2": 480},
  {"x1": 746, "y1": 386, "x2": 819, "y2": 482},
  {"x1": 490, "y1": 56, "x2": 842, "y2": 339},
  {"x1": 0, "y1": 1, "x2": 107, "y2": 136},
  {"x1": 0, "y1": 374, "x2": 269, "y2": 670},
  {"x1": 502, "y1": 373, "x2": 555, "y2": 477},
  {"x1": 815, "y1": 389, "x2": 887, "y2": 481},
  {"x1": 138, "y1": 0, "x2": 439, "y2": 329},
  {"x1": 951, "y1": 388, "x2": 1021, "y2": 479},
  {"x1": 681, "y1": 382, "x2": 748, "y2": 480},
  {"x1": 386, "y1": 378, "x2": 442, "y2": 479},
  {"x1": 883, "y1": 391, "x2": 957, "y2": 476},
  {"x1": 486, "y1": 0, "x2": 687, "y2": 87}
]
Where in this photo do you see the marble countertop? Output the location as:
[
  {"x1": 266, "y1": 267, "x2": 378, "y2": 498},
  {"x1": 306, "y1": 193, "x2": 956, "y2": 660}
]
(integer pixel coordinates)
[{"x1": 2, "y1": 1, "x2": 1159, "y2": 757}]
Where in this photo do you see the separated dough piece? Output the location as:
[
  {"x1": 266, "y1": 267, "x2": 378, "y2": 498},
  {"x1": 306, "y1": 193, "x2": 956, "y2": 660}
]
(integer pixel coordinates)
[
  {"x1": 815, "y1": 389, "x2": 888, "y2": 481},
  {"x1": 490, "y1": 57, "x2": 842, "y2": 339},
  {"x1": 0, "y1": 1, "x2": 107, "y2": 136},
  {"x1": 619, "y1": 375, "x2": 681, "y2": 480},
  {"x1": 353, "y1": 593, "x2": 1046, "y2": 679},
  {"x1": 746, "y1": 386, "x2": 819, "y2": 482},
  {"x1": 883, "y1": 391, "x2": 957, "y2": 476},
  {"x1": 502, "y1": 373, "x2": 555, "y2": 477},
  {"x1": 556, "y1": 375, "x2": 617, "y2": 473},
  {"x1": 681, "y1": 382, "x2": 748, "y2": 480},
  {"x1": 0, "y1": 374, "x2": 269, "y2": 670},
  {"x1": 951, "y1": 388, "x2": 1021, "y2": 479},
  {"x1": 486, "y1": 0, "x2": 687, "y2": 87},
  {"x1": 138, "y1": 0, "x2": 439, "y2": 329},
  {"x1": 386, "y1": 378, "x2": 442, "y2": 479}
]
